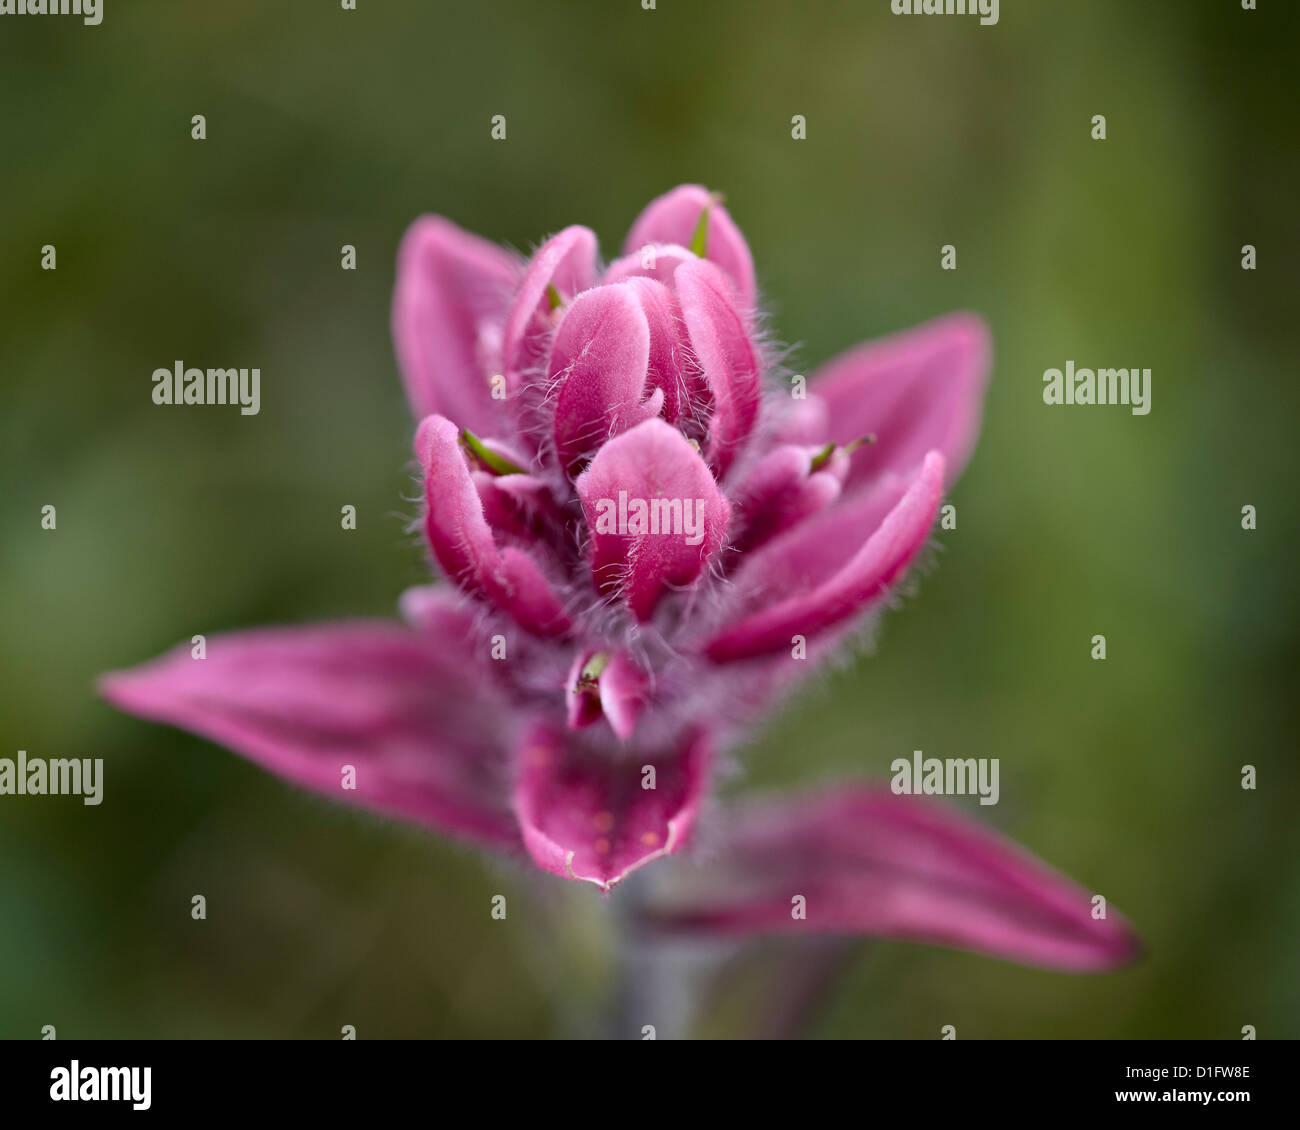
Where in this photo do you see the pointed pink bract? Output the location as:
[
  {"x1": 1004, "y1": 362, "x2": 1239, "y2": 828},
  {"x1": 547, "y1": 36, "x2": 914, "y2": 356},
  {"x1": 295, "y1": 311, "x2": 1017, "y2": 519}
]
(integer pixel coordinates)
[{"x1": 642, "y1": 786, "x2": 1141, "y2": 972}]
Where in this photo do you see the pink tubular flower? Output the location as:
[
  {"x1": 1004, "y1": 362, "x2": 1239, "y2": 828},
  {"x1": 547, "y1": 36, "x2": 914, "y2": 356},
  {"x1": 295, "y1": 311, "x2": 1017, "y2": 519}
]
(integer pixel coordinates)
[{"x1": 101, "y1": 185, "x2": 1139, "y2": 973}]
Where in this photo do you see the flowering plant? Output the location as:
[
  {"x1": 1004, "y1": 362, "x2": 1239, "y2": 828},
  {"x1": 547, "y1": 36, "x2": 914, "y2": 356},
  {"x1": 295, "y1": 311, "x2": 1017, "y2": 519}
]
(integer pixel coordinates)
[{"x1": 103, "y1": 186, "x2": 1137, "y2": 1024}]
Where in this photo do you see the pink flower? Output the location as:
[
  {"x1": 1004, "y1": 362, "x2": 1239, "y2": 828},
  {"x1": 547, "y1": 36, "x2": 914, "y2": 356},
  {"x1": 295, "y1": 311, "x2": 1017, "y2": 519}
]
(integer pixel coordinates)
[{"x1": 101, "y1": 185, "x2": 1138, "y2": 973}]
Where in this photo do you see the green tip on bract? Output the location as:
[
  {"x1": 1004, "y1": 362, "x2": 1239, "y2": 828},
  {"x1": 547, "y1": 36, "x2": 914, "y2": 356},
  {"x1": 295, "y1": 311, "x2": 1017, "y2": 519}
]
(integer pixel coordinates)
[
  {"x1": 576, "y1": 652, "x2": 609, "y2": 691},
  {"x1": 688, "y1": 191, "x2": 726, "y2": 257},
  {"x1": 808, "y1": 442, "x2": 837, "y2": 474},
  {"x1": 459, "y1": 428, "x2": 526, "y2": 475},
  {"x1": 809, "y1": 435, "x2": 876, "y2": 473},
  {"x1": 688, "y1": 206, "x2": 710, "y2": 257},
  {"x1": 691, "y1": 202, "x2": 712, "y2": 257},
  {"x1": 546, "y1": 283, "x2": 565, "y2": 312}
]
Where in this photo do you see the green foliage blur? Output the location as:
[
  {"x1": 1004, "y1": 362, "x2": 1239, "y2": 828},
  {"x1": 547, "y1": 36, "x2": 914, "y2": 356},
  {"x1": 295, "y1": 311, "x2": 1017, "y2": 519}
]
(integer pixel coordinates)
[{"x1": 2, "y1": 0, "x2": 1296, "y2": 1039}]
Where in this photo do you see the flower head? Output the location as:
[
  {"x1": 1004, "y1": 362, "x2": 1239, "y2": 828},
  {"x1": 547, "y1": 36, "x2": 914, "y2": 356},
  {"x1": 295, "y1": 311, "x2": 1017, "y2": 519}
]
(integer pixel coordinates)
[{"x1": 102, "y1": 185, "x2": 1138, "y2": 972}]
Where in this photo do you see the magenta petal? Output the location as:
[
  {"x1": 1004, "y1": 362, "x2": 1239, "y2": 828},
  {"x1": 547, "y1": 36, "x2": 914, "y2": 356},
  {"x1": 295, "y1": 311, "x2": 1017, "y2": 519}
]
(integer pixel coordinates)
[
  {"x1": 565, "y1": 652, "x2": 606, "y2": 732},
  {"x1": 550, "y1": 284, "x2": 653, "y2": 470},
  {"x1": 416, "y1": 415, "x2": 571, "y2": 637},
  {"x1": 494, "y1": 547, "x2": 575, "y2": 637},
  {"x1": 512, "y1": 724, "x2": 711, "y2": 890},
  {"x1": 731, "y1": 443, "x2": 847, "y2": 553},
  {"x1": 398, "y1": 584, "x2": 481, "y2": 640},
  {"x1": 100, "y1": 622, "x2": 519, "y2": 848},
  {"x1": 770, "y1": 395, "x2": 831, "y2": 447},
  {"x1": 602, "y1": 243, "x2": 697, "y2": 294},
  {"x1": 575, "y1": 418, "x2": 731, "y2": 622},
  {"x1": 564, "y1": 650, "x2": 649, "y2": 740},
  {"x1": 599, "y1": 652, "x2": 650, "y2": 740},
  {"x1": 723, "y1": 465, "x2": 909, "y2": 610},
  {"x1": 415, "y1": 415, "x2": 499, "y2": 586},
  {"x1": 675, "y1": 258, "x2": 761, "y2": 478},
  {"x1": 501, "y1": 225, "x2": 598, "y2": 390},
  {"x1": 392, "y1": 216, "x2": 520, "y2": 431},
  {"x1": 474, "y1": 469, "x2": 556, "y2": 542},
  {"x1": 706, "y1": 451, "x2": 944, "y2": 662},
  {"x1": 621, "y1": 276, "x2": 693, "y2": 424},
  {"x1": 623, "y1": 184, "x2": 756, "y2": 310},
  {"x1": 643, "y1": 786, "x2": 1141, "y2": 972},
  {"x1": 811, "y1": 312, "x2": 991, "y2": 490}
]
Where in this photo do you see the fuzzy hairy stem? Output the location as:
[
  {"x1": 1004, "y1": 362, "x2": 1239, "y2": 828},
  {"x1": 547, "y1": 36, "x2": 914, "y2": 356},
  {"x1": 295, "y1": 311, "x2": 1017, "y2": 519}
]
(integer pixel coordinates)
[{"x1": 608, "y1": 873, "x2": 696, "y2": 1040}]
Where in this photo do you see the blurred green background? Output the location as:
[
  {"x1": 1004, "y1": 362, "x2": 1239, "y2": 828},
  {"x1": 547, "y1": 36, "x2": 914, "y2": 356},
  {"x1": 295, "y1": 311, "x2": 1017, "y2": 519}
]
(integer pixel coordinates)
[{"x1": 2, "y1": 0, "x2": 1296, "y2": 1039}]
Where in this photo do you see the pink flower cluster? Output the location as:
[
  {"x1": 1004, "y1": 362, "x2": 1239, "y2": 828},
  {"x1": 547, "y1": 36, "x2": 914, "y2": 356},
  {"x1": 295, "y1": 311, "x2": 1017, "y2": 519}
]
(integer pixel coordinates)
[{"x1": 103, "y1": 186, "x2": 1137, "y2": 971}]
